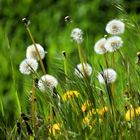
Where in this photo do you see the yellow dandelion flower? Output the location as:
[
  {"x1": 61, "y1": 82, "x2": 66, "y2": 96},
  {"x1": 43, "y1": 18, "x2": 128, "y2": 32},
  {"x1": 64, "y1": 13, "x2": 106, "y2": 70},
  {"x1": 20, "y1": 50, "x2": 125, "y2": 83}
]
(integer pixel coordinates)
[
  {"x1": 87, "y1": 106, "x2": 108, "y2": 117},
  {"x1": 62, "y1": 90, "x2": 80, "y2": 101},
  {"x1": 125, "y1": 107, "x2": 140, "y2": 121},
  {"x1": 49, "y1": 123, "x2": 60, "y2": 135},
  {"x1": 97, "y1": 106, "x2": 108, "y2": 116},
  {"x1": 81, "y1": 100, "x2": 93, "y2": 112}
]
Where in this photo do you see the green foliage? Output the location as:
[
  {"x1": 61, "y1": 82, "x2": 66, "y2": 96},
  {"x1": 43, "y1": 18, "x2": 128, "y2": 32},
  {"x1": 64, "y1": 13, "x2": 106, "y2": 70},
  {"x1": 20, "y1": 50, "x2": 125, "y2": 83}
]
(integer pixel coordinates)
[{"x1": 0, "y1": 0, "x2": 140, "y2": 139}]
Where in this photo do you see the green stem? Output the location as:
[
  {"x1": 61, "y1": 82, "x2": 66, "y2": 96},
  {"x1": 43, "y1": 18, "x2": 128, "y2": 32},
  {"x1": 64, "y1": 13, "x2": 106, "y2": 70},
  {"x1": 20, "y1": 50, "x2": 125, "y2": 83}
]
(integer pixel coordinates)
[
  {"x1": 77, "y1": 44, "x2": 86, "y2": 77},
  {"x1": 62, "y1": 51, "x2": 68, "y2": 81},
  {"x1": 31, "y1": 79, "x2": 36, "y2": 134},
  {"x1": 104, "y1": 53, "x2": 109, "y2": 68},
  {"x1": 26, "y1": 27, "x2": 46, "y2": 75}
]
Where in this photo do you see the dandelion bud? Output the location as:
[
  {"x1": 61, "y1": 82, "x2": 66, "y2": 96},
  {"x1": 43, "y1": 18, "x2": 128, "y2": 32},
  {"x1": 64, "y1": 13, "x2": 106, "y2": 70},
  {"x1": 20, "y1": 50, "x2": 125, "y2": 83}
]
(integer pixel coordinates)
[
  {"x1": 22, "y1": 17, "x2": 30, "y2": 27},
  {"x1": 65, "y1": 16, "x2": 72, "y2": 23},
  {"x1": 62, "y1": 51, "x2": 66, "y2": 58}
]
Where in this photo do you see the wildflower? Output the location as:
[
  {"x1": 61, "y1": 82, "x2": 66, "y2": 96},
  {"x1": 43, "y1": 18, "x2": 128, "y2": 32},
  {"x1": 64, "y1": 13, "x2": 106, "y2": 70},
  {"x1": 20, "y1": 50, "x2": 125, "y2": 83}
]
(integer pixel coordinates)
[
  {"x1": 71, "y1": 28, "x2": 83, "y2": 44},
  {"x1": 105, "y1": 19, "x2": 125, "y2": 35},
  {"x1": 19, "y1": 58, "x2": 38, "y2": 75},
  {"x1": 98, "y1": 68, "x2": 117, "y2": 84},
  {"x1": 94, "y1": 38, "x2": 107, "y2": 54},
  {"x1": 38, "y1": 74, "x2": 58, "y2": 92},
  {"x1": 81, "y1": 100, "x2": 93, "y2": 112},
  {"x1": 87, "y1": 106, "x2": 108, "y2": 117},
  {"x1": 75, "y1": 63, "x2": 92, "y2": 78},
  {"x1": 62, "y1": 90, "x2": 80, "y2": 101},
  {"x1": 49, "y1": 123, "x2": 60, "y2": 136},
  {"x1": 125, "y1": 107, "x2": 140, "y2": 121},
  {"x1": 105, "y1": 36, "x2": 123, "y2": 52},
  {"x1": 26, "y1": 43, "x2": 45, "y2": 60}
]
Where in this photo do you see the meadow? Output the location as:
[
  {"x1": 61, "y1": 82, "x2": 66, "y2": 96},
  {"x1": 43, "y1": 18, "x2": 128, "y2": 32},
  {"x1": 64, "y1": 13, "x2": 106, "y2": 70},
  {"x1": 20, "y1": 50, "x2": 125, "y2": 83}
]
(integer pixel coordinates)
[{"x1": 0, "y1": 0, "x2": 140, "y2": 139}]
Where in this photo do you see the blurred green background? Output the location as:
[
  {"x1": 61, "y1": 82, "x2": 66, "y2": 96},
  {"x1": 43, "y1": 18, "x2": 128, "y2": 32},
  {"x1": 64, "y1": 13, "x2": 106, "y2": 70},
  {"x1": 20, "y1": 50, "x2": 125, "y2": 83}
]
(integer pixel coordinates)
[{"x1": 0, "y1": 0, "x2": 140, "y2": 128}]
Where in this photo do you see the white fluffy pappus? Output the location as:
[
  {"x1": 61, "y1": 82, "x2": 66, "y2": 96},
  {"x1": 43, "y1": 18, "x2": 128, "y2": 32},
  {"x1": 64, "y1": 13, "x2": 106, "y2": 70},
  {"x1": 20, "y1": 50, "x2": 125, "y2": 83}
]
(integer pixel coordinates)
[
  {"x1": 71, "y1": 28, "x2": 83, "y2": 44},
  {"x1": 105, "y1": 19, "x2": 125, "y2": 35},
  {"x1": 75, "y1": 63, "x2": 92, "y2": 78},
  {"x1": 26, "y1": 43, "x2": 45, "y2": 60},
  {"x1": 97, "y1": 68, "x2": 117, "y2": 84},
  {"x1": 38, "y1": 74, "x2": 58, "y2": 92},
  {"x1": 94, "y1": 38, "x2": 107, "y2": 54},
  {"x1": 19, "y1": 58, "x2": 38, "y2": 75},
  {"x1": 104, "y1": 36, "x2": 123, "y2": 52}
]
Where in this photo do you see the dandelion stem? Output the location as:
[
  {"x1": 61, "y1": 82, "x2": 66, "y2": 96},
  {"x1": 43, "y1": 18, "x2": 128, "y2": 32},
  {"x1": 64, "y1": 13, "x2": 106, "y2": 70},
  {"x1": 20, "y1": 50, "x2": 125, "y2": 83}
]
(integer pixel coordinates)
[
  {"x1": 111, "y1": 52, "x2": 115, "y2": 96},
  {"x1": 31, "y1": 78, "x2": 36, "y2": 134},
  {"x1": 77, "y1": 44, "x2": 86, "y2": 77},
  {"x1": 62, "y1": 51, "x2": 68, "y2": 81},
  {"x1": 26, "y1": 27, "x2": 46, "y2": 75},
  {"x1": 104, "y1": 53, "x2": 109, "y2": 68}
]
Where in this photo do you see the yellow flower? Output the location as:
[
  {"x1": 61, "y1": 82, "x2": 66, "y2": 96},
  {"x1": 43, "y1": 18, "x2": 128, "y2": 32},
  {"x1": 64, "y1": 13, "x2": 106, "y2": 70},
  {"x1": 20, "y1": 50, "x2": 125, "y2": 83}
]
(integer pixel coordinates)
[
  {"x1": 125, "y1": 107, "x2": 140, "y2": 121},
  {"x1": 87, "y1": 106, "x2": 108, "y2": 117},
  {"x1": 49, "y1": 123, "x2": 60, "y2": 135},
  {"x1": 81, "y1": 100, "x2": 93, "y2": 112},
  {"x1": 62, "y1": 90, "x2": 80, "y2": 101},
  {"x1": 97, "y1": 106, "x2": 108, "y2": 116}
]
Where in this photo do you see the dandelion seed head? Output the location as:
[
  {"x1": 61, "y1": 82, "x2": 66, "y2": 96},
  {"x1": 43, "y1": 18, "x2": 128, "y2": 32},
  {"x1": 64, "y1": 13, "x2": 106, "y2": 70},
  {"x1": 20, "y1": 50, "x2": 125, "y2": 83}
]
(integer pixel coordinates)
[
  {"x1": 94, "y1": 38, "x2": 107, "y2": 54},
  {"x1": 105, "y1": 36, "x2": 123, "y2": 52},
  {"x1": 19, "y1": 58, "x2": 38, "y2": 75},
  {"x1": 26, "y1": 43, "x2": 45, "y2": 60},
  {"x1": 71, "y1": 28, "x2": 83, "y2": 44},
  {"x1": 75, "y1": 63, "x2": 92, "y2": 78},
  {"x1": 38, "y1": 74, "x2": 58, "y2": 92},
  {"x1": 106, "y1": 19, "x2": 125, "y2": 35},
  {"x1": 98, "y1": 68, "x2": 117, "y2": 84}
]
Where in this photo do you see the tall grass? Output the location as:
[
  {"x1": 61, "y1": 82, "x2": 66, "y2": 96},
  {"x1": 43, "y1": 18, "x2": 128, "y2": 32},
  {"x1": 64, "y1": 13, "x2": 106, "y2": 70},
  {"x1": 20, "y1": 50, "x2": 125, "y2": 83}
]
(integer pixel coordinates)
[{"x1": 0, "y1": 2, "x2": 140, "y2": 140}]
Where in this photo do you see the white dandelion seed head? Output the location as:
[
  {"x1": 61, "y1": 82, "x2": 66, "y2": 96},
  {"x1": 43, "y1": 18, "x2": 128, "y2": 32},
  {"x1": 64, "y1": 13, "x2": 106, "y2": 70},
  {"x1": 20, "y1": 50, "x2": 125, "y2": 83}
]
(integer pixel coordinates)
[
  {"x1": 71, "y1": 28, "x2": 83, "y2": 44},
  {"x1": 26, "y1": 43, "x2": 45, "y2": 60},
  {"x1": 105, "y1": 19, "x2": 125, "y2": 35},
  {"x1": 104, "y1": 36, "x2": 123, "y2": 52},
  {"x1": 19, "y1": 58, "x2": 38, "y2": 75},
  {"x1": 38, "y1": 74, "x2": 58, "y2": 92},
  {"x1": 98, "y1": 68, "x2": 117, "y2": 84},
  {"x1": 94, "y1": 38, "x2": 107, "y2": 54},
  {"x1": 75, "y1": 63, "x2": 92, "y2": 78}
]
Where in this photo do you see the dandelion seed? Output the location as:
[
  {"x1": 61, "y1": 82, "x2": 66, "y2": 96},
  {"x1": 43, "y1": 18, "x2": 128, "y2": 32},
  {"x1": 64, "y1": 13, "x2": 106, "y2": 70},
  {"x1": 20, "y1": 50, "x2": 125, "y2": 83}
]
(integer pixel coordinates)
[
  {"x1": 105, "y1": 36, "x2": 123, "y2": 52},
  {"x1": 19, "y1": 58, "x2": 38, "y2": 75},
  {"x1": 75, "y1": 63, "x2": 92, "y2": 78},
  {"x1": 98, "y1": 68, "x2": 117, "y2": 84},
  {"x1": 71, "y1": 28, "x2": 83, "y2": 44},
  {"x1": 26, "y1": 43, "x2": 45, "y2": 60},
  {"x1": 62, "y1": 90, "x2": 80, "y2": 101},
  {"x1": 105, "y1": 19, "x2": 125, "y2": 35},
  {"x1": 38, "y1": 74, "x2": 58, "y2": 92},
  {"x1": 125, "y1": 107, "x2": 140, "y2": 121},
  {"x1": 94, "y1": 38, "x2": 107, "y2": 54}
]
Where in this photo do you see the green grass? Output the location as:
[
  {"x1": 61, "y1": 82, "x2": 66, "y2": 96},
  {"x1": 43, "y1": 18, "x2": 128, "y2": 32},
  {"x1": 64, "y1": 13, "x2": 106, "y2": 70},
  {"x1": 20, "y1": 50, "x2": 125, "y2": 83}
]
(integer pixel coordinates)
[{"x1": 0, "y1": 1, "x2": 140, "y2": 140}]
